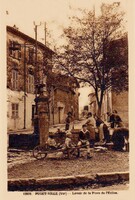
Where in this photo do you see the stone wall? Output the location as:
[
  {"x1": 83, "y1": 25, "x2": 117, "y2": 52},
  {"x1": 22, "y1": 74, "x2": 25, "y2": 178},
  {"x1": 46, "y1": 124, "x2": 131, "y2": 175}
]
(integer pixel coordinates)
[{"x1": 112, "y1": 91, "x2": 128, "y2": 126}]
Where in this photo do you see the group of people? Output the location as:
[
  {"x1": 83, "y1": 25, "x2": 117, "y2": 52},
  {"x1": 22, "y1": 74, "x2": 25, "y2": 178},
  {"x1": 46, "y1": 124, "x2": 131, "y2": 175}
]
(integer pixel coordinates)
[
  {"x1": 82, "y1": 112, "x2": 111, "y2": 146},
  {"x1": 65, "y1": 110, "x2": 125, "y2": 142},
  {"x1": 47, "y1": 110, "x2": 128, "y2": 158},
  {"x1": 65, "y1": 111, "x2": 111, "y2": 144},
  {"x1": 47, "y1": 124, "x2": 92, "y2": 159}
]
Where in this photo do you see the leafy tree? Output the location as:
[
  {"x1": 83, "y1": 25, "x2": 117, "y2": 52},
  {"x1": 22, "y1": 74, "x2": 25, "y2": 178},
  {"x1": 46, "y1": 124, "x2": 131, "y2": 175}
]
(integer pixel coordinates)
[{"x1": 53, "y1": 3, "x2": 128, "y2": 116}]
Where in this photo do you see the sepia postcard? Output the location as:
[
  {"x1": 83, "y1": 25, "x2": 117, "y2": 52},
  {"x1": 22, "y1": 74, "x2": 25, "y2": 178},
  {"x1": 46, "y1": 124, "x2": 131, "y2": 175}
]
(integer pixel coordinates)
[{"x1": 0, "y1": 0, "x2": 135, "y2": 199}]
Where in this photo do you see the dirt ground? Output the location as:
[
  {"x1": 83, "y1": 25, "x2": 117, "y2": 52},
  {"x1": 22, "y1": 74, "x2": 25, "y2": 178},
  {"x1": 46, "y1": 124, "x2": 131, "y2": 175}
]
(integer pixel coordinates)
[{"x1": 8, "y1": 150, "x2": 129, "y2": 179}]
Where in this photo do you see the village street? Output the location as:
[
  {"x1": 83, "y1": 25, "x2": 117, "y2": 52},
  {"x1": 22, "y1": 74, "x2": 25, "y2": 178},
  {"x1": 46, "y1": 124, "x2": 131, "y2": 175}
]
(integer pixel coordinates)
[
  {"x1": 8, "y1": 116, "x2": 129, "y2": 188},
  {"x1": 8, "y1": 117, "x2": 129, "y2": 191}
]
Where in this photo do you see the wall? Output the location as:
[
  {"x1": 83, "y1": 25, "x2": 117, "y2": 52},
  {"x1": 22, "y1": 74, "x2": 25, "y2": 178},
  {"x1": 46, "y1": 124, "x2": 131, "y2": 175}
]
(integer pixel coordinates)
[
  {"x1": 88, "y1": 89, "x2": 128, "y2": 127},
  {"x1": 49, "y1": 88, "x2": 79, "y2": 125},
  {"x1": 100, "y1": 90, "x2": 128, "y2": 126},
  {"x1": 7, "y1": 27, "x2": 46, "y2": 132},
  {"x1": 112, "y1": 91, "x2": 128, "y2": 126},
  {"x1": 7, "y1": 89, "x2": 35, "y2": 131}
]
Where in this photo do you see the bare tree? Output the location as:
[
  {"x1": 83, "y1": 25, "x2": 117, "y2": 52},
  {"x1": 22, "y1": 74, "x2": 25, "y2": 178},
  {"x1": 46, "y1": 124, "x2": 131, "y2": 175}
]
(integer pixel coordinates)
[{"x1": 53, "y1": 3, "x2": 128, "y2": 116}]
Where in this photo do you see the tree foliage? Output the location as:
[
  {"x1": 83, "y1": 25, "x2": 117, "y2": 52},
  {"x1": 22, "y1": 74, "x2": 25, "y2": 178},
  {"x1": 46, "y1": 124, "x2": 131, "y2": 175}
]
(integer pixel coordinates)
[{"x1": 53, "y1": 3, "x2": 128, "y2": 116}]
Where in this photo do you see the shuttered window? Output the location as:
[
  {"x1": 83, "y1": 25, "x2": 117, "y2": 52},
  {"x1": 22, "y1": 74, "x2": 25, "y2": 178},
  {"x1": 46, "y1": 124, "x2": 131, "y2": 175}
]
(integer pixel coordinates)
[
  {"x1": 12, "y1": 103, "x2": 19, "y2": 118},
  {"x1": 28, "y1": 74, "x2": 34, "y2": 93},
  {"x1": 12, "y1": 69, "x2": 18, "y2": 90}
]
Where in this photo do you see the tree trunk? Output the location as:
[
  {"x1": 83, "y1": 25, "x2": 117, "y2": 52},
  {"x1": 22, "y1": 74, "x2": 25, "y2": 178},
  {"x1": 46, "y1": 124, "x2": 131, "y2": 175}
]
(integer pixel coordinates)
[
  {"x1": 95, "y1": 88, "x2": 104, "y2": 118},
  {"x1": 97, "y1": 103, "x2": 102, "y2": 117}
]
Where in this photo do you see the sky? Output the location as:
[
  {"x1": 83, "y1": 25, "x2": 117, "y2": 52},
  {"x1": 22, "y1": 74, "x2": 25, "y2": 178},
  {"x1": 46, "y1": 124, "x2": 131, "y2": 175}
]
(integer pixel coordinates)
[
  {"x1": 4, "y1": 0, "x2": 128, "y2": 47},
  {"x1": 2, "y1": 0, "x2": 128, "y2": 112}
]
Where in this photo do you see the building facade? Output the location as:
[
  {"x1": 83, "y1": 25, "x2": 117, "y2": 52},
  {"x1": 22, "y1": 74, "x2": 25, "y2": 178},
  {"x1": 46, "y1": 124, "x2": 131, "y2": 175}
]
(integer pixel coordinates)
[
  {"x1": 88, "y1": 90, "x2": 128, "y2": 126},
  {"x1": 7, "y1": 26, "x2": 79, "y2": 132},
  {"x1": 7, "y1": 25, "x2": 53, "y2": 131},
  {"x1": 48, "y1": 73, "x2": 79, "y2": 125}
]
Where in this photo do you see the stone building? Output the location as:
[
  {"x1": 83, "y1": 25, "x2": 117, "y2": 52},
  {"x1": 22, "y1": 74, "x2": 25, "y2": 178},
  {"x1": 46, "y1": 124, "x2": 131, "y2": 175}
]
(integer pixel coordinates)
[
  {"x1": 48, "y1": 73, "x2": 79, "y2": 125},
  {"x1": 7, "y1": 25, "x2": 54, "y2": 131},
  {"x1": 7, "y1": 26, "x2": 79, "y2": 132}
]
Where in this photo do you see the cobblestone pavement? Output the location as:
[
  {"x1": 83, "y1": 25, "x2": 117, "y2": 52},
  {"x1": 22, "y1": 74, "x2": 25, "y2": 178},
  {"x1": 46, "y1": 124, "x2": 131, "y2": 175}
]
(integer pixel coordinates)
[
  {"x1": 8, "y1": 150, "x2": 35, "y2": 169},
  {"x1": 8, "y1": 148, "x2": 129, "y2": 180}
]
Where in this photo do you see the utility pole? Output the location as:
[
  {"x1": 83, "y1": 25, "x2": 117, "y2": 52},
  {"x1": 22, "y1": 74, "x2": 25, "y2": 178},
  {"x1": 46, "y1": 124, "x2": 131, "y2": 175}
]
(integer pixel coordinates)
[
  {"x1": 23, "y1": 44, "x2": 26, "y2": 129},
  {"x1": 33, "y1": 22, "x2": 42, "y2": 114},
  {"x1": 33, "y1": 22, "x2": 42, "y2": 93}
]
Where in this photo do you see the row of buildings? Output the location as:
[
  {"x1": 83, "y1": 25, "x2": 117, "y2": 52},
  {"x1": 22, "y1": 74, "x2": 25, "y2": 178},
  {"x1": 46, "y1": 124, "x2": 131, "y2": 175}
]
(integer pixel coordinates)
[{"x1": 7, "y1": 25, "x2": 79, "y2": 132}]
